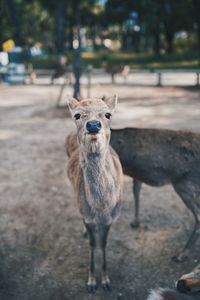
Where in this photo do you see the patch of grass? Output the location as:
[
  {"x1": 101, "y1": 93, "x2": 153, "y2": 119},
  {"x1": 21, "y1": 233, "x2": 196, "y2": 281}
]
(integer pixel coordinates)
[
  {"x1": 82, "y1": 50, "x2": 200, "y2": 69},
  {"x1": 29, "y1": 50, "x2": 200, "y2": 70}
]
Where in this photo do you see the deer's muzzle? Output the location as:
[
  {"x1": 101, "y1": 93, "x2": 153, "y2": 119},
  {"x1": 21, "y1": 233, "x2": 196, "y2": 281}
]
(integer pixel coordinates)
[{"x1": 86, "y1": 120, "x2": 102, "y2": 134}]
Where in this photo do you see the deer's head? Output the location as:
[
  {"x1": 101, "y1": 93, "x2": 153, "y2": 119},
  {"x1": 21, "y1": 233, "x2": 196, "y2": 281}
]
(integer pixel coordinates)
[
  {"x1": 67, "y1": 96, "x2": 117, "y2": 153},
  {"x1": 177, "y1": 264, "x2": 200, "y2": 293}
]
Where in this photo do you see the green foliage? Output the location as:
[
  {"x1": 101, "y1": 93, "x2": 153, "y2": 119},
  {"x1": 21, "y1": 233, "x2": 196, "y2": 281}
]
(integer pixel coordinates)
[
  {"x1": 1, "y1": 0, "x2": 200, "y2": 55},
  {"x1": 0, "y1": 0, "x2": 54, "y2": 47},
  {"x1": 29, "y1": 50, "x2": 200, "y2": 70}
]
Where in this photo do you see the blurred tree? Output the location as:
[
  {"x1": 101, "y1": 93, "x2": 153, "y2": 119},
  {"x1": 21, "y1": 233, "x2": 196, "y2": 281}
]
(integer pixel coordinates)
[
  {"x1": 66, "y1": 0, "x2": 97, "y2": 97},
  {"x1": 2, "y1": 0, "x2": 24, "y2": 45},
  {"x1": 135, "y1": 0, "x2": 162, "y2": 54},
  {"x1": 1, "y1": 0, "x2": 198, "y2": 62},
  {"x1": 0, "y1": 0, "x2": 13, "y2": 46},
  {"x1": 55, "y1": 0, "x2": 65, "y2": 54},
  {"x1": 105, "y1": 0, "x2": 134, "y2": 24},
  {"x1": 162, "y1": 0, "x2": 192, "y2": 53},
  {"x1": 1, "y1": 0, "x2": 54, "y2": 48},
  {"x1": 104, "y1": 0, "x2": 136, "y2": 50},
  {"x1": 192, "y1": 0, "x2": 200, "y2": 50},
  {"x1": 135, "y1": 0, "x2": 193, "y2": 54},
  {"x1": 39, "y1": 0, "x2": 66, "y2": 53},
  {"x1": 40, "y1": 0, "x2": 98, "y2": 97}
]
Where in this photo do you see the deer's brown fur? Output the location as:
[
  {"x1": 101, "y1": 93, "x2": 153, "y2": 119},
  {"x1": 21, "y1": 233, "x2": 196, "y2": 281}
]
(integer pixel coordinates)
[{"x1": 66, "y1": 96, "x2": 123, "y2": 292}]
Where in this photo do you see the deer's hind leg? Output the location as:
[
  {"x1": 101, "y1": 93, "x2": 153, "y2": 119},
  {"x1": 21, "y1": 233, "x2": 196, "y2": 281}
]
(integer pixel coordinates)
[
  {"x1": 99, "y1": 224, "x2": 111, "y2": 291},
  {"x1": 172, "y1": 180, "x2": 200, "y2": 262},
  {"x1": 84, "y1": 222, "x2": 97, "y2": 293}
]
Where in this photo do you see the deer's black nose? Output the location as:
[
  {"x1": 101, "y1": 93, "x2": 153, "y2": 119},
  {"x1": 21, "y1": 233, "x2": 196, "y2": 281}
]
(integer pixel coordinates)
[
  {"x1": 176, "y1": 280, "x2": 191, "y2": 293},
  {"x1": 86, "y1": 120, "x2": 101, "y2": 134}
]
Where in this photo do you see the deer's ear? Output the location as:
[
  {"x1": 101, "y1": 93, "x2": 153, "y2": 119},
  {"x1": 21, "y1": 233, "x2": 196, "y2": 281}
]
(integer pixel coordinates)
[
  {"x1": 66, "y1": 96, "x2": 79, "y2": 112},
  {"x1": 103, "y1": 94, "x2": 118, "y2": 112}
]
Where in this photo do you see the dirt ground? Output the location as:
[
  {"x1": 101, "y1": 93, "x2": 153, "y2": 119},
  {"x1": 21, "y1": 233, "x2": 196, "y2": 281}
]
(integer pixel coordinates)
[{"x1": 0, "y1": 84, "x2": 200, "y2": 300}]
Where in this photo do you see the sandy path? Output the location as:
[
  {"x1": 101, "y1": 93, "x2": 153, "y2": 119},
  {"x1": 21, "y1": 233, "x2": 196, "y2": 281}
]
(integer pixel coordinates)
[{"x1": 0, "y1": 84, "x2": 200, "y2": 300}]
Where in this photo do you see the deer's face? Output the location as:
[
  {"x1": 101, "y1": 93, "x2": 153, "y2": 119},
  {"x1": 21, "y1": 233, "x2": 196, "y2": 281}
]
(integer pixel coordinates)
[
  {"x1": 176, "y1": 265, "x2": 200, "y2": 293},
  {"x1": 67, "y1": 96, "x2": 117, "y2": 153}
]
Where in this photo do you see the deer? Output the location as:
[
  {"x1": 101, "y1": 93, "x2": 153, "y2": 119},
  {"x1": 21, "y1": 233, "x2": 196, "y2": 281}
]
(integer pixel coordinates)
[
  {"x1": 101, "y1": 59, "x2": 130, "y2": 83},
  {"x1": 110, "y1": 127, "x2": 200, "y2": 262},
  {"x1": 147, "y1": 264, "x2": 200, "y2": 300},
  {"x1": 65, "y1": 95, "x2": 123, "y2": 293},
  {"x1": 105, "y1": 64, "x2": 130, "y2": 84}
]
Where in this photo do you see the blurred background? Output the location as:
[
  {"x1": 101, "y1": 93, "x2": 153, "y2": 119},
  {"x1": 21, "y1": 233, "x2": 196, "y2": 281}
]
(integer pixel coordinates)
[{"x1": 0, "y1": 0, "x2": 200, "y2": 98}]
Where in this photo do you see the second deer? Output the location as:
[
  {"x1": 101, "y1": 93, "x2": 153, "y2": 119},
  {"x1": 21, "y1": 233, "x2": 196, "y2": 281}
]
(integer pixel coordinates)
[{"x1": 110, "y1": 127, "x2": 200, "y2": 262}]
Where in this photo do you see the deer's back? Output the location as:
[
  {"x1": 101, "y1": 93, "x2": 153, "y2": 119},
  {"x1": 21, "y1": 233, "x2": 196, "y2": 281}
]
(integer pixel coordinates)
[{"x1": 111, "y1": 128, "x2": 200, "y2": 185}]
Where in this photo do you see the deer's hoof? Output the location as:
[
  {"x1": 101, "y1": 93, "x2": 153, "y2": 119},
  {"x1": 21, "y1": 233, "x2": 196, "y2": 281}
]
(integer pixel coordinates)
[
  {"x1": 171, "y1": 255, "x2": 188, "y2": 263},
  {"x1": 101, "y1": 276, "x2": 111, "y2": 291},
  {"x1": 130, "y1": 221, "x2": 140, "y2": 229},
  {"x1": 86, "y1": 283, "x2": 98, "y2": 293},
  {"x1": 102, "y1": 282, "x2": 111, "y2": 291}
]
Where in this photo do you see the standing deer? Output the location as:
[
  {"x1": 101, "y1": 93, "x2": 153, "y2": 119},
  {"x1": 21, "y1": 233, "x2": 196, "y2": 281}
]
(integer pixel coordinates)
[
  {"x1": 147, "y1": 264, "x2": 200, "y2": 300},
  {"x1": 110, "y1": 127, "x2": 200, "y2": 262},
  {"x1": 66, "y1": 96, "x2": 123, "y2": 293}
]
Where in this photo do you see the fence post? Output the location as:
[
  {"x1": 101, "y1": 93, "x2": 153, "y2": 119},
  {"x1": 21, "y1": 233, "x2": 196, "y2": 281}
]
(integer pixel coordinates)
[
  {"x1": 157, "y1": 72, "x2": 162, "y2": 86},
  {"x1": 196, "y1": 73, "x2": 200, "y2": 86},
  {"x1": 87, "y1": 65, "x2": 92, "y2": 98}
]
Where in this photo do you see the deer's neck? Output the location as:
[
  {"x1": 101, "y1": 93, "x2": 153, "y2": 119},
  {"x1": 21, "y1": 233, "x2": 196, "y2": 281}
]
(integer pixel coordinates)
[
  {"x1": 80, "y1": 147, "x2": 117, "y2": 210},
  {"x1": 80, "y1": 148, "x2": 111, "y2": 175}
]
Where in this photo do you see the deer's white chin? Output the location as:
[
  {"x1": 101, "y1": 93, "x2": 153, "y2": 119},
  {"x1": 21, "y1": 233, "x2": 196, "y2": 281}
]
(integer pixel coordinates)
[{"x1": 84, "y1": 132, "x2": 107, "y2": 153}]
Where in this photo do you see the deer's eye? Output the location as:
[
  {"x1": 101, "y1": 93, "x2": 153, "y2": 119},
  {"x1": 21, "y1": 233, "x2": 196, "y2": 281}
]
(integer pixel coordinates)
[
  {"x1": 105, "y1": 113, "x2": 111, "y2": 119},
  {"x1": 74, "y1": 113, "x2": 81, "y2": 120}
]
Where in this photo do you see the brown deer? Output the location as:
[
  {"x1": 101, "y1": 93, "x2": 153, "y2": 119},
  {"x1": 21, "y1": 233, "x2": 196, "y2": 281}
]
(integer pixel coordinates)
[
  {"x1": 66, "y1": 96, "x2": 123, "y2": 293},
  {"x1": 110, "y1": 127, "x2": 200, "y2": 262},
  {"x1": 102, "y1": 60, "x2": 130, "y2": 83},
  {"x1": 147, "y1": 264, "x2": 200, "y2": 300}
]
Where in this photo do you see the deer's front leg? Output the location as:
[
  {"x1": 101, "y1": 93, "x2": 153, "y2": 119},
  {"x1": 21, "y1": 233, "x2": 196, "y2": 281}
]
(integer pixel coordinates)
[
  {"x1": 130, "y1": 179, "x2": 142, "y2": 229},
  {"x1": 99, "y1": 224, "x2": 111, "y2": 290},
  {"x1": 84, "y1": 222, "x2": 97, "y2": 293}
]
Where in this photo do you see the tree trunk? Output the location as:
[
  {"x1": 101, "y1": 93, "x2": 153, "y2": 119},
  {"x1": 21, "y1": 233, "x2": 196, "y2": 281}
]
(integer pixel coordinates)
[
  {"x1": 68, "y1": 25, "x2": 73, "y2": 51},
  {"x1": 55, "y1": 0, "x2": 65, "y2": 54},
  {"x1": 192, "y1": 0, "x2": 200, "y2": 51},
  {"x1": 73, "y1": 7, "x2": 82, "y2": 99},
  {"x1": 165, "y1": 32, "x2": 174, "y2": 54},
  {"x1": 6, "y1": 0, "x2": 24, "y2": 45},
  {"x1": 163, "y1": 21, "x2": 174, "y2": 54},
  {"x1": 153, "y1": 28, "x2": 161, "y2": 55},
  {"x1": 90, "y1": 25, "x2": 97, "y2": 50},
  {"x1": 163, "y1": 0, "x2": 174, "y2": 54}
]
